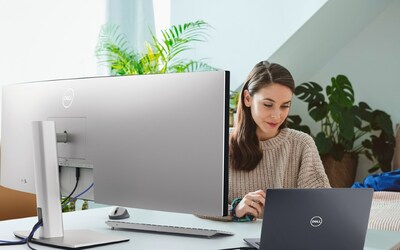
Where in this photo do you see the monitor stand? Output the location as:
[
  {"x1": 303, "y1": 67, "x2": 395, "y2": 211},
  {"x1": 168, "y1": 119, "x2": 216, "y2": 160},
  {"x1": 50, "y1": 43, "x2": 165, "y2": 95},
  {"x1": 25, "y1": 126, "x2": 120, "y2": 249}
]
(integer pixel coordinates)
[
  {"x1": 14, "y1": 230, "x2": 129, "y2": 249},
  {"x1": 13, "y1": 121, "x2": 129, "y2": 248}
]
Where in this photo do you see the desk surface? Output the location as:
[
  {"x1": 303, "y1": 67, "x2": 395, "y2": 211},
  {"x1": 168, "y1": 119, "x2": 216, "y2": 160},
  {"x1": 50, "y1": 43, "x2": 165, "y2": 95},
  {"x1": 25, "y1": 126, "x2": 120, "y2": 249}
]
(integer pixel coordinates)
[{"x1": 1, "y1": 207, "x2": 399, "y2": 250}]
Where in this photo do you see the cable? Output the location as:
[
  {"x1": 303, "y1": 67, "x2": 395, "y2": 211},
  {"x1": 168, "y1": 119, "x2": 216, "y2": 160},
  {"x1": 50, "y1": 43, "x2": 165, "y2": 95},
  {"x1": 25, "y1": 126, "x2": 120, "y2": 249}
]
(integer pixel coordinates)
[
  {"x1": 26, "y1": 220, "x2": 42, "y2": 250},
  {"x1": 27, "y1": 241, "x2": 36, "y2": 250},
  {"x1": 0, "y1": 182, "x2": 93, "y2": 248},
  {"x1": 1, "y1": 181, "x2": 93, "y2": 248},
  {"x1": 74, "y1": 182, "x2": 94, "y2": 199},
  {"x1": 1, "y1": 172, "x2": 92, "y2": 249},
  {"x1": 61, "y1": 167, "x2": 80, "y2": 205},
  {"x1": 62, "y1": 182, "x2": 94, "y2": 209},
  {"x1": 0, "y1": 219, "x2": 42, "y2": 249}
]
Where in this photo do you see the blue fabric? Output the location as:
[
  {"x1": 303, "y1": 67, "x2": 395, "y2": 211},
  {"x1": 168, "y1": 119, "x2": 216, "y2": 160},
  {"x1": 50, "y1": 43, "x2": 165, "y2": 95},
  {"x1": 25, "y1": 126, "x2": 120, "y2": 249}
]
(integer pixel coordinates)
[{"x1": 352, "y1": 169, "x2": 400, "y2": 191}]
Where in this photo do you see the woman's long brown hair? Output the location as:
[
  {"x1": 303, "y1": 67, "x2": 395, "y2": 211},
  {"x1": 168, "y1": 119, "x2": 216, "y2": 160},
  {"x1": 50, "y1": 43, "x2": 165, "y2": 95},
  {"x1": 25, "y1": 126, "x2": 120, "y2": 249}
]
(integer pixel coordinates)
[{"x1": 230, "y1": 61, "x2": 295, "y2": 171}]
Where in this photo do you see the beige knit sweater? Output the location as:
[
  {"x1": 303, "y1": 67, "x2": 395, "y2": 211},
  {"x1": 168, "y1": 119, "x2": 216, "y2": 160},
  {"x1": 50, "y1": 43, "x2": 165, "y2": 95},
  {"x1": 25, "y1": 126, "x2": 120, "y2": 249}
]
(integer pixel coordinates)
[{"x1": 199, "y1": 128, "x2": 330, "y2": 221}]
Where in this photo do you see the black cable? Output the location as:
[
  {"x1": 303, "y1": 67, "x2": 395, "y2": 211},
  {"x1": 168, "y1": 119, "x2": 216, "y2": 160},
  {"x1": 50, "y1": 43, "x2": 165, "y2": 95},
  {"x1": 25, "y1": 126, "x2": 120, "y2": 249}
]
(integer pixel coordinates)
[
  {"x1": 1, "y1": 180, "x2": 94, "y2": 248},
  {"x1": 25, "y1": 219, "x2": 43, "y2": 250},
  {"x1": 27, "y1": 241, "x2": 36, "y2": 250},
  {"x1": 61, "y1": 167, "x2": 80, "y2": 205},
  {"x1": 0, "y1": 240, "x2": 25, "y2": 246}
]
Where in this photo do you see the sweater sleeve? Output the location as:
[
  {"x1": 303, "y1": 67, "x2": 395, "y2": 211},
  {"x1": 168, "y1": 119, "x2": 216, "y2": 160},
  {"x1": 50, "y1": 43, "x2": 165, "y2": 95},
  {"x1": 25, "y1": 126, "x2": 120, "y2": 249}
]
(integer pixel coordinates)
[{"x1": 297, "y1": 135, "x2": 331, "y2": 188}]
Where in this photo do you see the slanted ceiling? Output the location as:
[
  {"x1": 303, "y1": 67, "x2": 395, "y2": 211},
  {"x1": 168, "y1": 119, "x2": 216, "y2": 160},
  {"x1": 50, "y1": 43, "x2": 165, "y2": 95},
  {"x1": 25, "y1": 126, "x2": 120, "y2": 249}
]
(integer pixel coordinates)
[{"x1": 268, "y1": 0, "x2": 393, "y2": 84}]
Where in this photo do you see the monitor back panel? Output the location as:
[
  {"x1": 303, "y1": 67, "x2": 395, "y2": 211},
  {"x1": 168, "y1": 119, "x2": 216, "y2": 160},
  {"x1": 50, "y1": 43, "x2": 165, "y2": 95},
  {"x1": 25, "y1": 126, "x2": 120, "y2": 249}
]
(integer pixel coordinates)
[
  {"x1": 1, "y1": 71, "x2": 229, "y2": 216},
  {"x1": 89, "y1": 71, "x2": 229, "y2": 216}
]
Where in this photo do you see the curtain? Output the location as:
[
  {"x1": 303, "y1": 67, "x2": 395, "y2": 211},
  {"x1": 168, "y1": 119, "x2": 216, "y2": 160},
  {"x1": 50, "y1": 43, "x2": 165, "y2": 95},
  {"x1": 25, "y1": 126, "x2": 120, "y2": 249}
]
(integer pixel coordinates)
[{"x1": 106, "y1": 0, "x2": 155, "y2": 53}]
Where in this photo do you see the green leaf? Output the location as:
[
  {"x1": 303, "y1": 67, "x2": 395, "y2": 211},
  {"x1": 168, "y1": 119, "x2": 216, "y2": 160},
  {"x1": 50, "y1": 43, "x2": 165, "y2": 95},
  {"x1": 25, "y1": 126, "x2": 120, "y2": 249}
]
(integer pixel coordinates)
[
  {"x1": 356, "y1": 102, "x2": 373, "y2": 122},
  {"x1": 373, "y1": 110, "x2": 394, "y2": 135},
  {"x1": 368, "y1": 164, "x2": 380, "y2": 173},
  {"x1": 169, "y1": 60, "x2": 217, "y2": 73},
  {"x1": 96, "y1": 24, "x2": 141, "y2": 75},
  {"x1": 295, "y1": 82, "x2": 324, "y2": 103},
  {"x1": 338, "y1": 109, "x2": 355, "y2": 141},
  {"x1": 156, "y1": 20, "x2": 211, "y2": 66},
  {"x1": 287, "y1": 115, "x2": 311, "y2": 134},
  {"x1": 315, "y1": 132, "x2": 333, "y2": 155},
  {"x1": 328, "y1": 101, "x2": 342, "y2": 123},
  {"x1": 295, "y1": 82, "x2": 328, "y2": 121},
  {"x1": 308, "y1": 101, "x2": 329, "y2": 121},
  {"x1": 327, "y1": 75, "x2": 354, "y2": 109},
  {"x1": 287, "y1": 115, "x2": 301, "y2": 124},
  {"x1": 96, "y1": 20, "x2": 214, "y2": 76},
  {"x1": 371, "y1": 132, "x2": 395, "y2": 171},
  {"x1": 361, "y1": 139, "x2": 373, "y2": 149},
  {"x1": 364, "y1": 149, "x2": 373, "y2": 161}
]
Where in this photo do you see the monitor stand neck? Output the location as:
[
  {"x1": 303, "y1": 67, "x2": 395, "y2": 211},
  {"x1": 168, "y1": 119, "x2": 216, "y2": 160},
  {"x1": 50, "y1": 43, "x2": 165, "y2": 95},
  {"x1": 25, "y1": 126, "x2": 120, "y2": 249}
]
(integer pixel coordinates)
[
  {"x1": 32, "y1": 120, "x2": 64, "y2": 238},
  {"x1": 13, "y1": 121, "x2": 129, "y2": 248}
]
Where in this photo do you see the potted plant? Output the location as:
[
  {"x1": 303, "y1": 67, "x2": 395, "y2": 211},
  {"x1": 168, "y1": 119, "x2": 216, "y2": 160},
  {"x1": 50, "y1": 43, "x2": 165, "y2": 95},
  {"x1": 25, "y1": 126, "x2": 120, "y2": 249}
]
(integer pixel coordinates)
[
  {"x1": 288, "y1": 75, "x2": 395, "y2": 187},
  {"x1": 96, "y1": 20, "x2": 216, "y2": 75}
]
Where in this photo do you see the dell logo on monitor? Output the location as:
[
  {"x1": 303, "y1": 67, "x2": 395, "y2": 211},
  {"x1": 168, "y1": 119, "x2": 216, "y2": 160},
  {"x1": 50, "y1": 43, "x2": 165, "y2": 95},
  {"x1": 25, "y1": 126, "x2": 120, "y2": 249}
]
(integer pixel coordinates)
[
  {"x1": 62, "y1": 88, "x2": 74, "y2": 109},
  {"x1": 310, "y1": 216, "x2": 323, "y2": 227}
]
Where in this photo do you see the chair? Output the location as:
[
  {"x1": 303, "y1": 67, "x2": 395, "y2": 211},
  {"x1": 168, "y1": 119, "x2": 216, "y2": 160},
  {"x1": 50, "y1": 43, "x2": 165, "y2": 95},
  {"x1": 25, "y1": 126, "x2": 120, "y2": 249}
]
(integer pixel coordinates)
[
  {"x1": 0, "y1": 144, "x2": 37, "y2": 220},
  {"x1": 0, "y1": 185, "x2": 37, "y2": 221}
]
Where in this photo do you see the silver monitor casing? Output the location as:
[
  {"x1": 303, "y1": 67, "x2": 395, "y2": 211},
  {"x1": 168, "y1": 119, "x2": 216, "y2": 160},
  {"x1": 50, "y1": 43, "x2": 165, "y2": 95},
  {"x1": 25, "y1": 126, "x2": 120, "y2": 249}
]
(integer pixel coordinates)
[{"x1": 1, "y1": 71, "x2": 229, "y2": 216}]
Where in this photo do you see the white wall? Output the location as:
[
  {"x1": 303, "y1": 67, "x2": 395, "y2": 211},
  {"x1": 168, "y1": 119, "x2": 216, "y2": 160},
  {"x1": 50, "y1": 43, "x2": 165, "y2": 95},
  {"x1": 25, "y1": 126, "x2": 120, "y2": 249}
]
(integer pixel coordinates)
[
  {"x1": 266, "y1": 0, "x2": 398, "y2": 181},
  {"x1": 0, "y1": 0, "x2": 107, "y2": 138},
  {"x1": 170, "y1": 0, "x2": 399, "y2": 181},
  {"x1": 309, "y1": 0, "x2": 400, "y2": 180},
  {"x1": 311, "y1": 0, "x2": 400, "y2": 126},
  {"x1": 0, "y1": 1, "x2": 107, "y2": 84},
  {"x1": 170, "y1": 0, "x2": 327, "y2": 90}
]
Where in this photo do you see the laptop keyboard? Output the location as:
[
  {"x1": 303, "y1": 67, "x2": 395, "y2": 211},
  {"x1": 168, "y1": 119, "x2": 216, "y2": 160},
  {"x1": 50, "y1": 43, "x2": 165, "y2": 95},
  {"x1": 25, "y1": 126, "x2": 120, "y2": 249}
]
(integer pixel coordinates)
[{"x1": 105, "y1": 220, "x2": 234, "y2": 238}]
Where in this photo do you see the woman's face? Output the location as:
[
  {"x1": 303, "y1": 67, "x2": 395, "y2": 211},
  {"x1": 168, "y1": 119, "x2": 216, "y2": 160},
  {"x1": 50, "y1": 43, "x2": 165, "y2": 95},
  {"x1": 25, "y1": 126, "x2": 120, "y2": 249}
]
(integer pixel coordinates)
[{"x1": 244, "y1": 83, "x2": 293, "y2": 141}]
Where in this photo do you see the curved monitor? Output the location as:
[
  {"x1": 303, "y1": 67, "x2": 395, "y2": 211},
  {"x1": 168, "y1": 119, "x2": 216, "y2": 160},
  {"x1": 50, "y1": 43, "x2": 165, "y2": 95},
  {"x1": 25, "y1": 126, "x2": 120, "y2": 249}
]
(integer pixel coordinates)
[{"x1": 1, "y1": 71, "x2": 229, "y2": 216}]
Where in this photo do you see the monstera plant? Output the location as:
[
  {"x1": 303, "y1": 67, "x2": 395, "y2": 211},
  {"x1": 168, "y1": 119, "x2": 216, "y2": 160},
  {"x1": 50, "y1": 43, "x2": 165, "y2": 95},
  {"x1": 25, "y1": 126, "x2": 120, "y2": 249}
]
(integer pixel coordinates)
[
  {"x1": 288, "y1": 75, "x2": 395, "y2": 186},
  {"x1": 96, "y1": 20, "x2": 216, "y2": 75}
]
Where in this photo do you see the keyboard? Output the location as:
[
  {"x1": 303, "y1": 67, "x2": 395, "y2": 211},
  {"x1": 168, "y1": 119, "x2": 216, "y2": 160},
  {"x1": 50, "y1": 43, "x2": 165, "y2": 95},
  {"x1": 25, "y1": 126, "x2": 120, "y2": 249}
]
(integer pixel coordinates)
[{"x1": 105, "y1": 220, "x2": 234, "y2": 238}]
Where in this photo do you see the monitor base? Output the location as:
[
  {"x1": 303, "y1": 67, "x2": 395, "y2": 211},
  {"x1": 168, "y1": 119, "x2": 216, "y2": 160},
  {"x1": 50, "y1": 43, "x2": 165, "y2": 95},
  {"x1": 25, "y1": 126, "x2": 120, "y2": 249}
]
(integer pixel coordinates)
[{"x1": 14, "y1": 229, "x2": 129, "y2": 249}]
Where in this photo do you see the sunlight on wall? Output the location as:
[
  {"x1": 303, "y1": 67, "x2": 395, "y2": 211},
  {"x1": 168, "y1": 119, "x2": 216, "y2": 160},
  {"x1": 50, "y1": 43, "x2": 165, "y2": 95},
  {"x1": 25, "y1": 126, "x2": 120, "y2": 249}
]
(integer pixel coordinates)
[
  {"x1": 153, "y1": 0, "x2": 171, "y2": 40},
  {"x1": 0, "y1": 1, "x2": 107, "y2": 85},
  {"x1": 170, "y1": 0, "x2": 327, "y2": 90},
  {"x1": 0, "y1": 0, "x2": 107, "y2": 138}
]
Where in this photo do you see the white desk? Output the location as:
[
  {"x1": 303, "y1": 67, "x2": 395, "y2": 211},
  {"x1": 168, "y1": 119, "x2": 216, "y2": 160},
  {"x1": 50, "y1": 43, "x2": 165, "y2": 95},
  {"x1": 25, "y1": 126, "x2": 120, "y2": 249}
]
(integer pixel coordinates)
[{"x1": 0, "y1": 207, "x2": 399, "y2": 250}]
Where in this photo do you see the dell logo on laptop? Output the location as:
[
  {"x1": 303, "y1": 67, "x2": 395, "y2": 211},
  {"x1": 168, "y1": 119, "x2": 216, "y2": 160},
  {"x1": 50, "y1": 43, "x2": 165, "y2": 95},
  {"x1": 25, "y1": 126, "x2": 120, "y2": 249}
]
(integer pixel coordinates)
[
  {"x1": 310, "y1": 216, "x2": 323, "y2": 227},
  {"x1": 62, "y1": 88, "x2": 74, "y2": 109}
]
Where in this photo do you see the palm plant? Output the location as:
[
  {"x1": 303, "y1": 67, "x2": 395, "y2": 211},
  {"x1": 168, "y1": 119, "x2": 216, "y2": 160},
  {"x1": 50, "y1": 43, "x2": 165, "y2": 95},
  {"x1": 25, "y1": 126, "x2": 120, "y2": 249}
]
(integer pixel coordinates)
[{"x1": 96, "y1": 20, "x2": 217, "y2": 75}]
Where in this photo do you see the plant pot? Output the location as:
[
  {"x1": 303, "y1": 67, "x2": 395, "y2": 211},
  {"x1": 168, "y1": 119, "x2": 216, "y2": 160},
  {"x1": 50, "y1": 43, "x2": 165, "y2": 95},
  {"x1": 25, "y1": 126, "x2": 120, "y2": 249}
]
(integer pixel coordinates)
[{"x1": 321, "y1": 153, "x2": 358, "y2": 188}]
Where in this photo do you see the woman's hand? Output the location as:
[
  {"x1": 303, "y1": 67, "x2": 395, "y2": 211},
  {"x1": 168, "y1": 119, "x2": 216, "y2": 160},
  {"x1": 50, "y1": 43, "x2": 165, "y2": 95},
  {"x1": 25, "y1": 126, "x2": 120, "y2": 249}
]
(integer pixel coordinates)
[{"x1": 235, "y1": 190, "x2": 266, "y2": 219}]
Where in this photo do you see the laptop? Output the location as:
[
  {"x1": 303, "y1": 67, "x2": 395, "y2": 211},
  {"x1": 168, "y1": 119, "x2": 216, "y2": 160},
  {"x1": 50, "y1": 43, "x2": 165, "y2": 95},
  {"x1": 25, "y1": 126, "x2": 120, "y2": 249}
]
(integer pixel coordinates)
[{"x1": 244, "y1": 188, "x2": 373, "y2": 250}]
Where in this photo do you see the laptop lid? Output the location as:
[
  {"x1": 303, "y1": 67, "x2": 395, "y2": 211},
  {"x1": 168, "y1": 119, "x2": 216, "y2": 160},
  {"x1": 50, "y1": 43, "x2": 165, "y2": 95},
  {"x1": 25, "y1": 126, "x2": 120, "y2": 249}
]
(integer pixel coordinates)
[{"x1": 244, "y1": 188, "x2": 373, "y2": 250}]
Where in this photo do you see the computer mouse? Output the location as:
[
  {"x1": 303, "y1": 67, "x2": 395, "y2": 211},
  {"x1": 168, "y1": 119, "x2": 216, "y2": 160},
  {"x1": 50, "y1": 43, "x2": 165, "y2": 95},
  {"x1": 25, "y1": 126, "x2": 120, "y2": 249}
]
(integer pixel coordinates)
[{"x1": 108, "y1": 206, "x2": 130, "y2": 220}]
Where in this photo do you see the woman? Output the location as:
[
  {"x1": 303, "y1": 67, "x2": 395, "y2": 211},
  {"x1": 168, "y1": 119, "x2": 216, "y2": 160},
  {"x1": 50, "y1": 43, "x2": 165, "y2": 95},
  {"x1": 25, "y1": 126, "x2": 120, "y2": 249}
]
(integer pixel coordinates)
[{"x1": 229, "y1": 61, "x2": 330, "y2": 221}]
